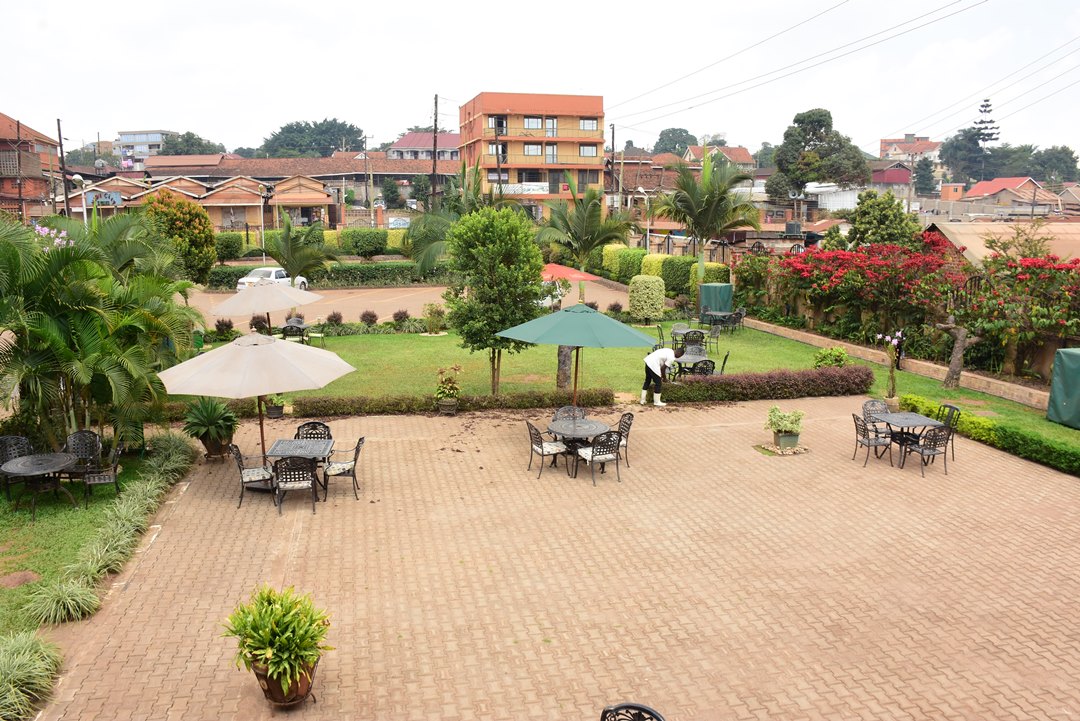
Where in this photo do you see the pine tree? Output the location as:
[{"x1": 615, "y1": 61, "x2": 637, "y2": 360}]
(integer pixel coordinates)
[{"x1": 973, "y1": 99, "x2": 1000, "y2": 144}]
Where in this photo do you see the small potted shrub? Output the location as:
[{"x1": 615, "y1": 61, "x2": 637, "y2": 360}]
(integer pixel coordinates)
[
  {"x1": 223, "y1": 585, "x2": 332, "y2": 707},
  {"x1": 434, "y1": 365, "x2": 462, "y2": 416},
  {"x1": 182, "y1": 397, "x2": 239, "y2": 459},
  {"x1": 764, "y1": 405, "x2": 804, "y2": 449},
  {"x1": 264, "y1": 394, "x2": 286, "y2": 419}
]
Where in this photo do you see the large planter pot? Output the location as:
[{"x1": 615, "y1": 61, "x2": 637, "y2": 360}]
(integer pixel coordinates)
[
  {"x1": 265, "y1": 404, "x2": 284, "y2": 419},
  {"x1": 436, "y1": 398, "x2": 459, "y2": 417},
  {"x1": 251, "y1": 660, "x2": 319, "y2": 707},
  {"x1": 772, "y1": 431, "x2": 800, "y2": 449},
  {"x1": 198, "y1": 435, "x2": 232, "y2": 460},
  {"x1": 884, "y1": 396, "x2": 900, "y2": 413}
]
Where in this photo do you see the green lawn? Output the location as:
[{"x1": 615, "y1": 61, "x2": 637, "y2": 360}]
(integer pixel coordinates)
[{"x1": 0, "y1": 459, "x2": 145, "y2": 635}]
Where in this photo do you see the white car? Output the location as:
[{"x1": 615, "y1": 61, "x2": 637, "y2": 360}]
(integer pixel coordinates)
[{"x1": 236, "y1": 267, "x2": 308, "y2": 291}]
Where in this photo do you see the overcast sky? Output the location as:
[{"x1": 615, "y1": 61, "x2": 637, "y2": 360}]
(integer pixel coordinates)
[{"x1": 9, "y1": 0, "x2": 1080, "y2": 157}]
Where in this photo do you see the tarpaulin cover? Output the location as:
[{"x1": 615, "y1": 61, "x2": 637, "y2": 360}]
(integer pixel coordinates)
[
  {"x1": 699, "y1": 283, "x2": 733, "y2": 314},
  {"x1": 1047, "y1": 348, "x2": 1080, "y2": 430}
]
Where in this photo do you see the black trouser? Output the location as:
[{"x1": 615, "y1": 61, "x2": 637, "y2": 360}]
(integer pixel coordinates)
[{"x1": 643, "y1": 364, "x2": 664, "y2": 393}]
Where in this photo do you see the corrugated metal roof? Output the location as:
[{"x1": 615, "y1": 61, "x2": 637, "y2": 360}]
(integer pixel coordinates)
[{"x1": 927, "y1": 221, "x2": 1080, "y2": 265}]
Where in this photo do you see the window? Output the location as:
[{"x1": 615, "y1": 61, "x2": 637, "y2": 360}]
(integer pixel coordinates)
[
  {"x1": 488, "y1": 115, "x2": 507, "y2": 133},
  {"x1": 578, "y1": 170, "x2": 599, "y2": 186},
  {"x1": 579, "y1": 145, "x2": 598, "y2": 157},
  {"x1": 580, "y1": 118, "x2": 598, "y2": 131},
  {"x1": 545, "y1": 144, "x2": 558, "y2": 164},
  {"x1": 487, "y1": 142, "x2": 507, "y2": 156},
  {"x1": 519, "y1": 170, "x2": 542, "y2": 183},
  {"x1": 487, "y1": 170, "x2": 508, "y2": 181},
  {"x1": 524, "y1": 143, "x2": 542, "y2": 156},
  {"x1": 545, "y1": 117, "x2": 558, "y2": 138},
  {"x1": 524, "y1": 116, "x2": 542, "y2": 130}
]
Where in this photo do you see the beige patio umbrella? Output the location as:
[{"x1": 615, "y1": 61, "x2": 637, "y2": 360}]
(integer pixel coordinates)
[
  {"x1": 158, "y1": 334, "x2": 355, "y2": 456},
  {"x1": 211, "y1": 279, "x2": 323, "y2": 330}
]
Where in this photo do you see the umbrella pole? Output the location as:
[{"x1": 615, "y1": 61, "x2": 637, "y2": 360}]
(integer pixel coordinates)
[
  {"x1": 257, "y1": 395, "x2": 267, "y2": 457},
  {"x1": 572, "y1": 347, "x2": 581, "y2": 407},
  {"x1": 266, "y1": 312, "x2": 272, "y2": 334}
]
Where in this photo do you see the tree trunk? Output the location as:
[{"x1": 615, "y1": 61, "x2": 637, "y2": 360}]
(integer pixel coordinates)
[
  {"x1": 489, "y1": 349, "x2": 497, "y2": 395},
  {"x1": 1002, "y1": 337, "x2": 1019, "y2": 376},
  {"x1": 556, "y1": 345, "x2": 572, "y2": 389},
  {"x1": 936, "y1": 316, "x2": 981, "y2": 389},
  {"x1": 495, "y1": 349, "x2": 502, "y2": 396}
]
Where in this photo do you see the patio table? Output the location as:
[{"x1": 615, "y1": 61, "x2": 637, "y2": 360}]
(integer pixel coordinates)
[
  {"x1": 871, "y1": 412, "x2": 943, "y2": 468},
  {"x1": 672, "y1": 353, "x2": 708, "y2": 379},
  {"x1": 266, "y1": 438, "x2": 334, "y2": 462},
  {"x1": 547, "y1": 419, "x2": 610, "y2": 478},
  {"x1": 2, "y1": 452, "x2": 79, "y2": 519}
]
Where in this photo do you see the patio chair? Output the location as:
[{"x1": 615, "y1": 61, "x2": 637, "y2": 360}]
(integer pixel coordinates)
[
  {"x1": 671, "y1": 322, "x2": 689, "y2": 333},
  {"x1": 616, "y1": 412, "x2": 635, "y2": 467},
  {"x1": 230, "y1": 443, "x2": 274, "y2": 508},
  {"x1": 935, "y1": 403, "x2": 961, "y2": 460},
  {"x1": 322, "y1": 438, "x2": 365, "y2": 501},
  {"x1": 281, "y1": 324, "x2": 306, "y2": 343},
  {"x1": 295, "y1": 421, "x2": 333, "y2": 440},
  {"x1": 0, "y1": 436, "x2": 33, "y2": 501},
  {"x1": 307, "y1": 317, "x2": 326, "y2": 347},
  {"x1": 902, "y1": 426, "x2": 951, "y2": 477},
  {"x1": 271, "y1": 456, "x2": 319, "y2": 514},
  {"x1": 82, "y1": 452, "x2": 121, "y2": 508},
  {"x1": 61, "y1": 430, "x2": 103, "y2": 482},
  {"x1": 600, "y1": 703, "x2": 667, "y2": 721},
  {"x1": 681, "y1": 330, "x2": 704, "y2": 348},
  {"x1": 735, "y1": 306, "x2": 747, "y2": 330},
  {"x1": 852, "y1": 414, "x2": 892, "y2": 467},
  {"x1": 526, "y1": 421, "x2": 567, "y2": 479},
  {"x1": 689, "y1": 359, "x2": 715, "y2": 376},
  {"x1": 718, "y1": 350, "x2": 730, "y2": 375},
  {"x1": 697, "y1": 305, "x2": 712, "y2": 329},
  {"x1": 682, "y1": 344, "x2": 706, "y2": 359},
  {"x1": 862, "y1": 400, "x2": 891, "y2": 439},
  {"x1": 654, "y1": 325, "x2": 667, "y2": 348},
  {"x1": 576, "y1": 430, "x2": 622, "y2": 486},
  {"x1": 549, "y1": 405, "x2": 586, "y2": 440},
  {"x1": 705, "y1": 324, "x2": 724, "y2": 354}
]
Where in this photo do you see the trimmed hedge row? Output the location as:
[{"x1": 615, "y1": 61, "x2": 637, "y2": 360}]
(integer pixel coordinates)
[
  {"x1": 900, "y1": 394, "x2": 1080, "y2": 476},
  {"x1": 339, "y1": 228, "x2": 388, "y2": 257},
  {"x1": 293, "y1": 388, "x2": 615, "y2": 417},
  {"x1": 206, "y1": 261, "x2": 448, "y2": 290},
  {"x1": 602, "y1": 243, "x2": 628, "y2": 275},
  {"x1": 663, "y1": 365, "x2": 875, "y2": 403},
  {"x1": 215, "y1": 232, "x2": 243, "y2": 263},
  {"x1": 616, "y1": 248, "x2": 647, "y2": 284},
  {"x1": 629, "y1": 275, "x2": 666, "y2": 322}
]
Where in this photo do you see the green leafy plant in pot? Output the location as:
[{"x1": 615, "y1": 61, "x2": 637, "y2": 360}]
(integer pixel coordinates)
[
  {"x1": 434, "y1": 365, "x2": 462, "y2": 416},
  {"x1": 764, "y1": 405, "x2": 804, "y2": 449},
  {"x1": 223, "y1": 585, "x2": 332, "y2": 707},
  {"x1": 181, "y1": 397, "x2": 239, "y2": 459},
  {"x1": 264, "y1": 394, "x2": 286, "y2": 419}
]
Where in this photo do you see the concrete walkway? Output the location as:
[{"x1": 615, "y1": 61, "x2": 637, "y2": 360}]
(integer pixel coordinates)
[{"x1": 42, "y1": 397, "x2": 1080, "y2": 720}]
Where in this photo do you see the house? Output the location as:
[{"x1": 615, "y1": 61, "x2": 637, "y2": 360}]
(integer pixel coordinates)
[
  {"x1": 458, "y1": 92, "x2": 606, "y2": 220},
  {"x1": 879, "y1": 134, "x2": 942, "y2": 163},
  {"x1": 962, "y1": 177, "x2": 1061, "y2": 215},
  {"x1": 1060, "y1": 184, "x2": 1080, "y2": 214},
  {"x1": 868, "y1": 160, "x2": 912, "y2": 200},
  {"x1": 0, "y1": 112, "x2": 59, "y2": 220},
  {"x1": 682, "y1": 145, "x2": 755, "y2": 172},
  {"x1": 387, "y1": 132, "x2": 460, "y2": 160}
]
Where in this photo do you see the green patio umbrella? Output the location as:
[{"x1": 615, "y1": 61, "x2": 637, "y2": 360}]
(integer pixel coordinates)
[{"x1": 497, "y1": 303, "x2": 655, "y2": 405}]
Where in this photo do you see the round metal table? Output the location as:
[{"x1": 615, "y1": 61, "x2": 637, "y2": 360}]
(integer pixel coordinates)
[
  {"x1": 2, "y1": 452, "x2": 79, "y2": 519},
  {"x1": 547, "y1": 419, "x2": 611, "y2": 478}
]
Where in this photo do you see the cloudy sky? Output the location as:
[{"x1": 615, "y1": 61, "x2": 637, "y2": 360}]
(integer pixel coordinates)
[{"x1": 9, "y1": 0, "x2": 1080, "y2": 157}]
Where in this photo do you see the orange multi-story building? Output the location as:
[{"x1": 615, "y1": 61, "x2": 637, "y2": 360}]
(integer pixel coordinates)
[
  {"x1": 459, "y1": 92, "x2": 605, "y2": 220},
  {"x1": 0, "y1": 112, "x2": 60, "y2": 221}
]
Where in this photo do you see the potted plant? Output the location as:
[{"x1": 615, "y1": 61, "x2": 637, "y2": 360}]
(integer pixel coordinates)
[
  {"x1": 182, "y1": 397, "x2": 239, "y2": 459},
  {"x1": 264, "y1": 394, "x2": 286, "y2": 419},
  {"x1": 223, "y1": 585, "x2": 332, "y2": 707},
  {"x1": 434, "y1": 365, "x2": 462, "y2": 416},
  {"x1": 764, "y1": 405, "x2": 804, "y2": 449},
  {"x1": 876, "y1": 330, "x2": 903, "y2": 412}
]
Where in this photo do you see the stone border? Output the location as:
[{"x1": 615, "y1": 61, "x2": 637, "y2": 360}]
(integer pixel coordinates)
[{"x1": 744, "y1": 318, "x2": 1050, "y2": 410}]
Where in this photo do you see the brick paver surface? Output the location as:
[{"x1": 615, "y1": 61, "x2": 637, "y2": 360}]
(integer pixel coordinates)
[{"x1": 40, "y1": 397, "x2": 1080, "y2": 720}]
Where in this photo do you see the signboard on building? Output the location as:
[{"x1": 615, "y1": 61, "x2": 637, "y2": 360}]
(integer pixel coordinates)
[
  {"x1": 388, "y1": 217, "x2": 411, "y2": 229},
  {"x1": 85, "y1": 191, "x2": 122, "y2": 206}
]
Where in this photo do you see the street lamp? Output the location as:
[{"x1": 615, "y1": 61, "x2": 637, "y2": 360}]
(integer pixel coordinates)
[
  {"x1": 72, "y1": 174, "x2": 88, "y2": 224},
  {"x1": 636, "y1": 186, "x2": 651, "y2": 251}
]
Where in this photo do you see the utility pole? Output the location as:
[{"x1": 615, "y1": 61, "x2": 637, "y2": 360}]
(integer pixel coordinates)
[
  {"x1": 907, "y1": 152, "x2": 915, "y2": 213},
  {"x1": 57, "y1": 119, "x2": 70, "y2": 217},
  {"x1": 15, "y1": 121, "x2": 24, "y2": 222},
  {"x1": 609, "y1": 123, "x2": 616, "y2": 202},
  {"x1": 364, "y1": 136, "x2": 374, "y2": 227},
  {"x1": 431, "y1": 94, "x2": 438, "y2": 209},
  {"x1": 1030, "y1": 183, "x2": 1037, "y2": 220}
]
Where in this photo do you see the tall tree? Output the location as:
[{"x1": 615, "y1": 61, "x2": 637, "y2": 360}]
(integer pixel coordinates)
[
  {"x1": 159, "y1": 131, "x2": 226, "y2": 155},
  {"x1": 381, "y1": 178, "x2": 403, "y2": 208},
  {"x1": 1032, "y1": 145, "x2": 1079, "y2": 186},
  {"x1": 63, "y1": 148, "x2": 120, "y2": 167},
  {"x1": 700, "y1": 133, "x2": 727, "y2": 147},
  {"x1": 409, "y1": 174, "x2": 432, "y2": 210},
  {"x1": 443, "y1": 207, "x2": 544, "y2": 395},
  {"x1": 913, "y1": 157, "x2": 936, "y2": 195},
  {"x1": 770, "y1": 108, "x2": 869, "y2": 197},
  {"x1": 652, "y1": 128, "x2": 698, "y2": 156},
  {"x1": 973, "y1": 98, "x2": 1000, "y2": 145},
  {"x1": 259, "y1": 119, "x2": 365, "y2": 158},
  {"x1": 845, "y1": 190, "x2": 921, "y2": 248},
  {"x1": 754, "y1": 142, "x2": 776, "y2": 168},
  {"x1": 232, "y1": 147, "x2": 257, "y2": 158},
  {"x1": 940, "y1": 127, "x2": 985, "y2": 185},
  {"x1": 142, "y1": 190, "x2": 217, "y2": 283}
]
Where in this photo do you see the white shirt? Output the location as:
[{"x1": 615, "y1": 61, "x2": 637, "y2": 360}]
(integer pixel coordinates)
[{"x1": 644, "y1": 347, "x2": 675, "y2": 376}]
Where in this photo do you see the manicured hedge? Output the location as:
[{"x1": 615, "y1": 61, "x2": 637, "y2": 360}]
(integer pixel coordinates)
[
  {"x1": 340, "y1": 228, "x2": 388, "y2": 257},
  {"x1": 641, "y1": 253, "x2": 667, "y2": 278},
  {"x1": 292, "y1": 388, "x2": 615, "y2": 417},
  {"x1": 207, "y1": 266, "x2": 256, "y2": 289},
  {"x1": 214, "y1": 232, "x2": 243, "y2": 263},
  {"x1": 900, "y1": 394, "x2": 1080, "y2": 476},
  {"x1": 663, "y1": 365, "x2": 875, "y2": 403},
  {"x1": 660, "y1": 255, "x2": 698, "y2": 296},
  {"x1": 387, "y1": 228, "x2": 407, "y2": 249},
  {"x1": 628, "y1": 275, "x2": 665, "y2": 322},
  {"x1": 602, "y1": 243, "x2": 628, "y2": 275},
  {"x1": 157, "y1": 398, "x2": 259, "y2": 422},
  {"x1": 616, "y1": 248, "x2": 647, "y2": 284}
]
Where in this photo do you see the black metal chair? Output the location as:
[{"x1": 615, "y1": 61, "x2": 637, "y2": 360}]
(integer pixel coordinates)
[
  {"x1": 862, "y1": 400, "x2": 891, "y2": 439},
  {"x1": 654, "y1": 325, "x2": 666, "y2": 348},
  {"x1": 576, "y1": 430, "x2": 622, "y2": 486},
  {"x1": 271, "y1": 456, "x2": 319, "y2": 514},
  {"x1": 616, "y1": 412, "x2": 634, "y2": 467},
  {"x1": 670, "y1": 323, "x2": 689, "y2": 350},
  {"x1": 697, "y1": 305, "x2": 712, "y2": 329},
  {"x1": 230, "y1": 443, "x2": 274, "y2": 508},
  {"x1": 735, "y1": 306, "x2": 747, "y2": 329},
  {"x1": 552, "y1": 406, "x2": 586, "y2": 422},
  {"x1": 705, "y1": 324, "x2": 724, "y2": 354},
  {"x1": 0, "y1": 435, "x2": 33, "y2": 501},
  {"x1": 83, "y1": 454, "x2": 121, "y2": 508},
  {"x1": 322, "y1": 438, "x2": 365, "y2": 501},
  {"x1": 281, "y1": 324, "x2": 306, "y2": 343},
  {"x1": 902, "y1": 426, "x2": 951, "y2": 477},
  {"x1": 852, "y1": 414, "x2": 892, "y2": 467},
  {"x1": 732, "y1": 308, "x2": 747, "y2": 331},
  {"x1": 526, "y1": 421, "x2": 567, "y2": 479},
  {"x1": 62, "y1": 430, "x2": 103, "y2": 482},
  {"x1": 600, "y1": 702, "x2": 667, "y2": 721},
  {"x1": 681, "y1": 330, "x2": 704, "y2": 347},
  {"x1": 689, "y1": 359, "x2": 715, "y2": 376},
  {"x1": 718, "y1": 350, "x2": 730, "y2": 375},
  {"x1": 935, "y1": 403, "x2": 961, "y2": 460}
]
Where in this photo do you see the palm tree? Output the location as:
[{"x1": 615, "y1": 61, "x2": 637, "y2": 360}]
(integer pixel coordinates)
[
  {"x1": 266, "y1": 211, "x2": 338, "y2": 287},
  {"x1": 536, "y1": 174, "x2": 632, "y2": 303},
  {"x1": 653, "y1": 155, "x2": 760, "y2": 289}
]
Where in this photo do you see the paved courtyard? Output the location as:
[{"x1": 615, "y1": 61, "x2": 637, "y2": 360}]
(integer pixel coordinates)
[{"x1": 42, "y1": 396, "x2": 1080, "y2": 720}]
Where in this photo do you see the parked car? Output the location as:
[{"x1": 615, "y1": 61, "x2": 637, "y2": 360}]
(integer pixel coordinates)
[{"x1": 236, "y1": 267, "x2": 308, "y2": 291}]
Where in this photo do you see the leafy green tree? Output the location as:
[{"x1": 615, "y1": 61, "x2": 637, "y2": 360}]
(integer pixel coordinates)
[
  {"x1": 64, "y1": 148, "x2": 121, "y2": 167},
  {"x1": 410, "y1": 174, "x2": 432, "y2": 210},
  {"x1": 266, "y1": 211, "x2": 338, "y2": 287},
  {"x1": 233, "y1": 147, "x2": 257, "y2": 158},
  {"x1": 913, "y1": 157, "x2": 936, "y2": 195},
  {"x1": 985, "y1": 144, "x2": 1037, "y2": 179},
  {"x1": 773, "y1": 108, "x2": 868, "y2": 194},
  {"x1": 940, "y1": 127, "x2": 985, "y2": 184},
  {"x1": 1033, "y1": 145, "x2": 1079, "y2": 185},
  {"x1": 142, "y1": 190, "x2": 217, "y2": 283},
  {"x1": 700, "y1": 133, "x2": 727, "y2": 147},
  {"x1": 259, "y1": 119, "x2": 365, "y2": 158},
  {"x1": 652, "y1": 128, "x2": 698, "y2": 156},
  {"x1": 819, "y1": 224, "x2": 847, "y2": 250},
  {"x1": 845, "y1": 190, "x2": 920, "y2": 248},
  {"x1": 653, "y1": 156, "x2": 760, "y2": 283},
  {"x1": 754, "y1": 142, "x2": 776, "y2": 168},
  {"x1": 443, "y1": 207, "x2": 544, "y2": 394},
  {"x1": 159, "y1": 131, "x2": 226, "y2": 155},
  {"x1": 381, "y1": 178, "x2": 403, "y2": 209}
]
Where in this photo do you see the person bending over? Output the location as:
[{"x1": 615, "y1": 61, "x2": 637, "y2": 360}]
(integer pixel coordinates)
[{"x1": 641, "y1": 346, "x2": 684, "y2": 407}]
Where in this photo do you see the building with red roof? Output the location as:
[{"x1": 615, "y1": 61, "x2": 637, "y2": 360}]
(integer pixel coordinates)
[{"x1": 387, "y1": 132, "x2": 459, "y2": 161}]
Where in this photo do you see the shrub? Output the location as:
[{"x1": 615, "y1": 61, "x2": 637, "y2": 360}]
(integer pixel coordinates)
[
  {"x1": 285, "y1": 310, "x2": 304, "y2": 322},
  {"x1": 143, "y1": 189, "x2": 216, "y2": 283},
  {"x1": 249, "y1": 314, "x2": 268, "y2": 333},
  {"x1": 292, "y1": 388, "x2": 615, "y2": 417},
  {"x1": 214, "y1": 232, "x2": 243, "y2": 264},
  {"x1": 813, "y1": 347, "x2": 850, "y2": 368},
  {"x1": 607, "y1": 301, "x2": 623, "y2": 314},
  {"x1": 214, "y1": 318, "x2": 234, "y2": 336},
  {"x1": 628, "y1": 275, "x2": 666, "y2": 322},
  {"x1": 23, "y1": 578, "x2": 101, "y2": 625},
  {"x1": 360, "y1": 310, "x2": 378, "y2": 326},
  {"x1": 423, "y1": 303, "x2": 446, "y2": 333},
  {"x1": 207, "y1": 266, "x2": 253, "y2": 290},
  {"x1": 341, "y1": 228, "x2": 389, "y2": 257},
  {"x1": 602, "y1": 243, "x2": 628, "y2": 275},
  {"x1": 640, "y1": 253, "x2": 668, "y2": 278},
  {"x1": 660, "y1": 255, "x2": 698, "y2": 297},
  {"x1": 585, "y1": 301, "x2": 599, "y2": 310},
  {"x1": 392, "y1": 308, "x2": 410, "y2": 324},
  {"x1": 242, "y1": 247, "x2": 267, "y2": 258},
  {"x1": 386, "y1": 228, "x2": 407, "y2": 249},
  {"x1": 662, "y1": 365, "x2": 875, "y2": 403},
  {"x1": 615, "y1": 248, "x2": 648, "y2": 284},
  {"x1": 673, "y1": 294, "x2": 693, "y2": 318},
  {"x1": 0, "y1": 631, "x2": 63, "y2": 721},
  {"x1": 326, "y1": 311, "x2": 343, "y2": 325},
  {"x1": 585, "y1": 246, "x2": 605, "y2": 273}
]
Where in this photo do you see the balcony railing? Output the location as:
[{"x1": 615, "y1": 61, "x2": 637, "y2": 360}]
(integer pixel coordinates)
[
  {"x1": 482, "y1": 126, "x2": 604, "y2": 140},
  {"x1": 481, "y1": 153, "x2": 604, "y2": 166}
]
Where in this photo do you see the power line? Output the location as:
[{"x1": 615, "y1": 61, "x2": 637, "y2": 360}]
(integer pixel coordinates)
[
  {"x1": 995, "y1": 76, "x2": 1080, "y2": 122},
  {"x1": 610, "y1": 0, "x2": 979, "y2": 124},
  {"x1": 607, "y1": 0, "x2": 851, "y2": 112}
]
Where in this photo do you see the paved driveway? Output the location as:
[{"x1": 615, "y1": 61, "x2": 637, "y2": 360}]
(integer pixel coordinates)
[{"x1": 42, "y1": 397, "x2": 1080, "y2": 720}]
